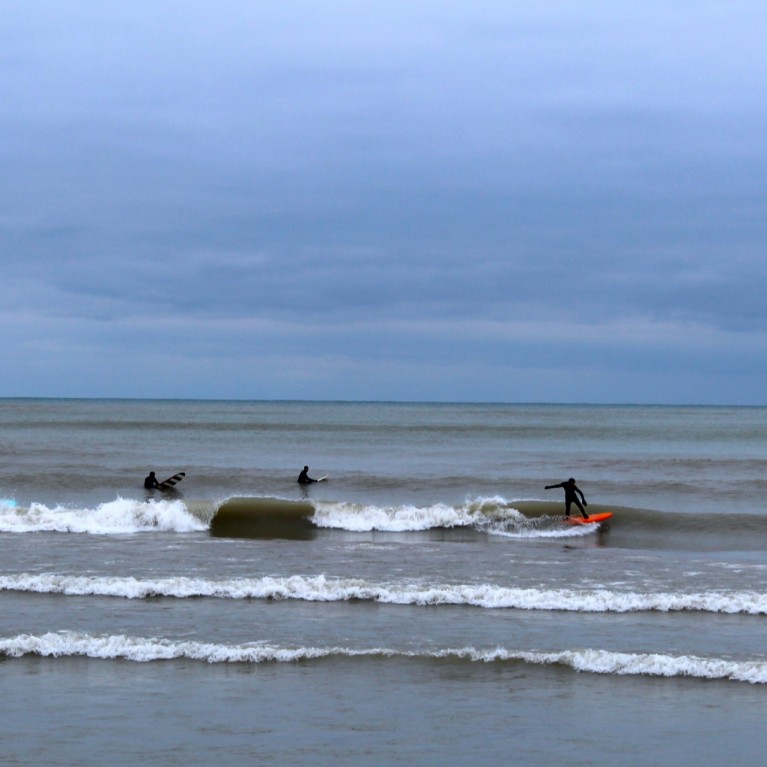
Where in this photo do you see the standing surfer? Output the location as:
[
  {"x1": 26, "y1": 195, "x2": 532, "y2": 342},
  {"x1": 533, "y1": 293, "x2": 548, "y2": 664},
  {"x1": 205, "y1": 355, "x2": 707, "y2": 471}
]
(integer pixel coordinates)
[
  {"x1": 143, "y1": 471, "x2": 160, "y2": 490},
  {"x1": 545, "y1": 477, "x2": 589, "y2": 519}
]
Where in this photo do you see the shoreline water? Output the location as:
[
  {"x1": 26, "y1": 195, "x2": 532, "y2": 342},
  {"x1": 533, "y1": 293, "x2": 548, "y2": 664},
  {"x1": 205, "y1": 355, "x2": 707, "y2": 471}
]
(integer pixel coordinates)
[{"x1": 1, "y1": 399, "x2": 765, "y2": 765}]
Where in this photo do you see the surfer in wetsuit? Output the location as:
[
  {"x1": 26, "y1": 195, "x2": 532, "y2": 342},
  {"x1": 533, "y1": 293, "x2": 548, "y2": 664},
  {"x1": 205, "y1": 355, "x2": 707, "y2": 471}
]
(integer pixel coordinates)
[
  {"x1": 297, "y1": 466, "x2": 317, "y2": 484},
  {"x1": 545, "y1": 477, "x2": 589, "y2": 519},
  {"x1": 144, "y1": 471, "x2": 160, "y2": 490}
]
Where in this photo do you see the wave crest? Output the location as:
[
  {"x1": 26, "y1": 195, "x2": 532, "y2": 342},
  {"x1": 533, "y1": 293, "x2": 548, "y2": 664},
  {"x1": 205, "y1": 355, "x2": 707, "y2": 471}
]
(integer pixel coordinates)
[
  {"x1": 2, "y1": 573, "x2": 765, "y2": 614},
  {"x1": 0, "y1": 498, "x2": 206, "y2": 534},
  {"x1": 311, "y1": 496, "x2": 552, "y2": 533},
  {"x1": 2, "y1": 631, "x2": 765, "y2": 683}
]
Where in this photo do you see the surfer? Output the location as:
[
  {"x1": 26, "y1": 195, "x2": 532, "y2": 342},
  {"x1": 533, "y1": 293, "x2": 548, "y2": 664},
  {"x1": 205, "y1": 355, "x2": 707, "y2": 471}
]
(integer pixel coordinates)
[
  {"x1": 143, "y1": 471, "x2": 160, "y2": 490},
  {"x1": 297, "y1": 466, "x2": 317, "y2": 484},
  {"x1": 545, "y1": 477, "x2": 589, "y2": 519}
]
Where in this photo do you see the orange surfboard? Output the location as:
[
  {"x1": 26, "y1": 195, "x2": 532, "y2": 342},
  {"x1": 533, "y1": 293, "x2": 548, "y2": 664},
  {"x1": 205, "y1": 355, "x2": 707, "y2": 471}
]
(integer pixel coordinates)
[{"x1": 565, "y1": 512, "x2": 613, "y2": 525}]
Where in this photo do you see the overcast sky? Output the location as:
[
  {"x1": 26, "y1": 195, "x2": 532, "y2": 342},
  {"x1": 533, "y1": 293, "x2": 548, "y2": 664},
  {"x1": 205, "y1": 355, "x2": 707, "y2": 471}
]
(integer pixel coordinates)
[{"x1": 1, "y1": 1, "x2": 765, "y2": 403}]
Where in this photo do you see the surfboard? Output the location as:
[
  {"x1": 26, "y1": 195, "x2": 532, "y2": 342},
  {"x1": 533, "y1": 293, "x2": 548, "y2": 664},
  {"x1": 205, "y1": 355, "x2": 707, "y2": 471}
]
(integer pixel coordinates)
[
  {"x1": 316, "y1": 476, "x2": 328, "y2": 482},
  {"x1": 565, "y1": 512, "x2": 612, "y2": 525},
  {"x1": 157, "y1": 472, "x2": 185, "y2": 490}
]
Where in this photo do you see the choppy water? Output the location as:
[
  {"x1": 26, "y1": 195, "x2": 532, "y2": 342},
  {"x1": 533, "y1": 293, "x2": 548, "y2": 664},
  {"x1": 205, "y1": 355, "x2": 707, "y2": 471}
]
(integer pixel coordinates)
[{"x1": 1, "y1": 399, "x2": 766, "y2": 766}]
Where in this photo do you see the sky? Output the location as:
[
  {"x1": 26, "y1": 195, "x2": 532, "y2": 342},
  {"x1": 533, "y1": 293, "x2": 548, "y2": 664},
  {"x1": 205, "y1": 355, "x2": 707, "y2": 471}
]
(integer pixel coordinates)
[{"x1": 1, "y1": 1, "x2": 765, "y2": 404}]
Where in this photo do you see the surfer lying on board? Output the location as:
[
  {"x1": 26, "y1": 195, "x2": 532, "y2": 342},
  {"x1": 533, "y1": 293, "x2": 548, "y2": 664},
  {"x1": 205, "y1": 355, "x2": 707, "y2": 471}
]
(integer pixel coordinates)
[
  {"x1": 143, "y1": 471, "x2": 160, "y2": 490},
  {"x1": 544, "y1": 478, "x2": 589, "y2": 519},
  {"x1": 297, "y1": 466, "x2": 317, "y2": 484}
]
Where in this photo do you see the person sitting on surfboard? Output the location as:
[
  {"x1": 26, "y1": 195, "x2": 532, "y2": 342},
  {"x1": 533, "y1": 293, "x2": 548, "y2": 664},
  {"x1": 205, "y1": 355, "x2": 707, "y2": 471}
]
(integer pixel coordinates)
[
  {"x1": 297, "y1": 466, "x2": 317, "y2": 484},
  {"x1": 143, "y1": 471, "x2": 160, "y2": 490},
  {"x1": 544, "y1": 477, "x2": 589, "y2": 519}
]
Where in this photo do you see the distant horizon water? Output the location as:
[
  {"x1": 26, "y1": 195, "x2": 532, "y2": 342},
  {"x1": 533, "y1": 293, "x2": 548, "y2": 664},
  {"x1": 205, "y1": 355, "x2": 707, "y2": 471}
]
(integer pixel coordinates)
[{"x1": 2, "y1": 395, "x2": 765, "y2": 407}]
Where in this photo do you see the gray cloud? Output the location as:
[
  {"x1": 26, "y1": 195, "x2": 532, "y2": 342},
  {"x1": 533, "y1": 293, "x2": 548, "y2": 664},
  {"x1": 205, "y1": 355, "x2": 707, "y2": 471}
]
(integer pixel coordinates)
[{"x1": 1, "y1": 1, "x2": 766, "y2": 402}]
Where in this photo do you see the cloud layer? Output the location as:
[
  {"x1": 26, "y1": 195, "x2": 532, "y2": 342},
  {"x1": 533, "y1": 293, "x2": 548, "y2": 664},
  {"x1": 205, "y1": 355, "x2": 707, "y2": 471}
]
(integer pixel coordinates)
[{"x1": 1, "y1": 1, "x2": 766, "y2": 402}]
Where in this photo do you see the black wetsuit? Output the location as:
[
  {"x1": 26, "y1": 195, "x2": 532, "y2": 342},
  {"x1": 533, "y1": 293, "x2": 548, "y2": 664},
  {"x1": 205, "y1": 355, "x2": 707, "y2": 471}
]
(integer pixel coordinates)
[
  {"x1": 297, "y1": 468, "x2": 316, "y2": 484},
  {"x1": 545, "y1": 480, "x2": 588, "y2": 518},
  {"x1": 144, "y1": 473, "x2": 160, "y2": 490}
]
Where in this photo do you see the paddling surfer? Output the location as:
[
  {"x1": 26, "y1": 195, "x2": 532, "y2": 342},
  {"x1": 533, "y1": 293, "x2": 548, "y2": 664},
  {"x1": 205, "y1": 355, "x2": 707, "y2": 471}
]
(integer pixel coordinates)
[
  {"x1": 297, "y1": 466, "x2": 317, "y2": 484},
  {"x1": 545, "y1": 477, "x2": 589, "y2": 519}
]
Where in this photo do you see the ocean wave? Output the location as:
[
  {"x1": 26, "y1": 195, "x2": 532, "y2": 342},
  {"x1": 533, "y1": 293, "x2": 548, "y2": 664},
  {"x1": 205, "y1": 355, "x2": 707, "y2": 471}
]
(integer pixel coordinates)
[
  {"x1": 3, "y1": 573, "x2": 766, "y2": 614},
  {"x1": 310, "y1": 497, "x2": 592, "y2": 536},
  {"x1": 311, "y1": 498, "x2": 500, "y2": 531},
  {"x1": 4, "y1": 493, "x2": 767, "y2": 543},
  {"x1": 1, "y1": 631, "x2": 765, "y2": 683},
  {"x1": 0, "y1": 496, "x2": 586, "y2": 538},
  {"x1": 0, "y1": 498, "x2": 207, "y2": 534},
  {"x1": 209, "y1": 496, "x2": 600, "y2": 540}
]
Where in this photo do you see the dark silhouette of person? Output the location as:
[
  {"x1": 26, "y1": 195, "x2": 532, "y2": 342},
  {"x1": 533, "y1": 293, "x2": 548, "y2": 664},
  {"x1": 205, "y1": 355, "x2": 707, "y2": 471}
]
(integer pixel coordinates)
[
  {"x1": 144, "y1": 471, "x2": 160, "y2": 490},
  {"x1": 545, "y1": 477, "x2": 589, "y2": 519},
  {"x1": 297, "y1": 466, "x2": 317, "y2": 484}
]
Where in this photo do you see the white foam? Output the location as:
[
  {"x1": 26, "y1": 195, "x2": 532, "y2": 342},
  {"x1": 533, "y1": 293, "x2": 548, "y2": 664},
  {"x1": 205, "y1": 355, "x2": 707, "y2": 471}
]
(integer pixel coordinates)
[
  {"x1": 1, "y1": 631, "x2": 765, "y2": 683},
  {"x1": 0, "y1": 496, "x2": 588, "y2": 538},
  {"x1": 311, "y1": 496, "x2": 598, "y2": 538},
  {"x1": 311, "y1": 497, "x2": 531, "y2": 533},
  {"x1": 488, "y1": 523, "x2": 596, "y2": 539},
  {"x1": 0, "y1": 498, "x2": 207, "y2": 534},
  {"x1": 3, "y1": 573, "x2": 766, "y2": 615},
  {"x1": 448, "y1": 647, "x2": 767, "y2": 684}
]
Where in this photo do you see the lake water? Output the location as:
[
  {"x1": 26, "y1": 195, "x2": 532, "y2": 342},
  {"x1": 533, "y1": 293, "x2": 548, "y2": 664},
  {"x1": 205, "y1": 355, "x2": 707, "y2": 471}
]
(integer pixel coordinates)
[{"x1": 1, "y1": 399, "x2": 766, "y2": 765}]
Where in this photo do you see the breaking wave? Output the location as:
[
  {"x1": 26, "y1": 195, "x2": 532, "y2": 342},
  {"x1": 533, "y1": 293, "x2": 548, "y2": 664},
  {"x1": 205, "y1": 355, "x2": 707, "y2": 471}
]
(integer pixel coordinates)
[
  {"x1": 2, "y1": 631, "x2": 765, "y2": 683},
  {"x1": 0, "y1": 498, "x2": 206, "y2": 534},
  {"x1": 2, "y1": 573, "x2": 766, "y2": 614}
]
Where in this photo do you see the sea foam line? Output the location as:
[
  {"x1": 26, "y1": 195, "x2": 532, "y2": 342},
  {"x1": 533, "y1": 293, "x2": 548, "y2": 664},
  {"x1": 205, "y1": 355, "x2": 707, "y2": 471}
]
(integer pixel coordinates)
[
  {"x1": 0, "y1": 496, "x2": 586, "y2": 537},
  {"x1": 1, "y1": 632, "x2": 765, "y2": 683},
  {"x1": 0, "y1": 498, "x2": 206, "y2": 534},
  {"x1": 2, "y1": 573, "x2": 766, "y2": 615},
  {"x1": 311, "y1": 497, "x2": 541, "y2": 533},
  {"x1": 310, "y1": 497, "x2": 598, "y2": 537}
]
